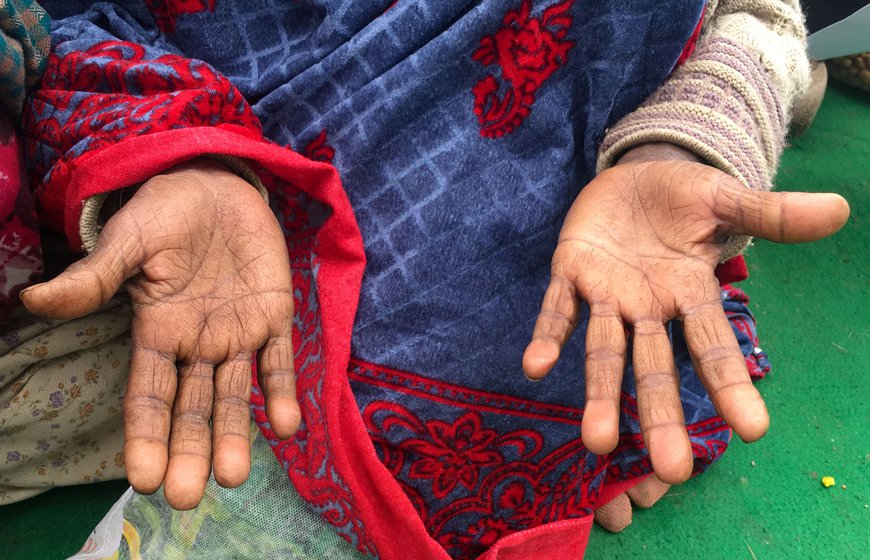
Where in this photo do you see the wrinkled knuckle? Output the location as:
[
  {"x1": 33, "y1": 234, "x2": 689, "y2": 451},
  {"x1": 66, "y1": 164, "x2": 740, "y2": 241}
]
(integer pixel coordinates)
[
  {"x1": 543, "y1": 285, "x2": 576, "y2": 313},
  {"x1": 215, "y1": 409, "x2": 251, "y2": 434},
  {"x1": 635, "y1": 372, "x2": 676, "y2": 393},
  {"x1": 529, "y1": 333, "x2": 564, "y2": 349},
  {"x1": 174, "y1": 410, "x2": 211, "y2": 427},
  {"x1": 215, "y1": 395, "x2": 248, "y2": 411},
  {"x1": 640, "y1": 398, "x2": 683, "y2": 426},
  {"x1": 177, "y1": 387, "x2": 213, "y2": 414},
  {"x1": 125, "y1": 395, "x2": 172, "y2": 416},
  {"x1": 632, "y1": 321, "x2": 662, "y2": 336},
  {"x1": 586, "y1": 369, "x2": 620, "y2": 398},
  {"x1": 261, "y1": 337, "x2": 294, "y2": 367},
  {"x1": 708, "y1": 378, "x2": 755, "y2": 397},
  {"x1": 586, "y1": 346, "x2": 623, "y2": 363},
  {"x1": 219, "y1": 369, "x2": 251, "y2": 396},
  {"x1": 696, "y1": 345, "x2": 742, "y2": 366},
  {"x1": 538, "y1": 308, "x2": 574, "y2": 327},
  {"x1": 589, "y1": 307, "x2": 620, "y2": 320},
  {"x1": 262, "y1": 370, "x2": 296, "y2": 396},
  {"x1": 182, "y1": 361, "x2": 216, "y2": 377}
]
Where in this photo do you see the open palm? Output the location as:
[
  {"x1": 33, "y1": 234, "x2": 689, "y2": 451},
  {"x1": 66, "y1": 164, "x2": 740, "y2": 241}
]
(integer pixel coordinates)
[
  {"x1": 22, "y1": 160, "x2": 299, "y2": 509},
  {"x1": 523, "y1": 157, "x2": 849, "y2": 483}
]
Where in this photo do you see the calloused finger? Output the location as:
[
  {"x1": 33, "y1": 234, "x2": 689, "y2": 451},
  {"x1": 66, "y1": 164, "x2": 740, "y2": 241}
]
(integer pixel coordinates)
[
  {"x1": 582, "y1": 305, "x2": 626, "y2": 454},
  {"x1": 257, "y1": 334, "x2": 301, "y2": 439},
  {"x1": 212, "y1": 355, "x2": 253, "y2": 488},
  {"x1": 713, "y1": 183, "x2": 849, "y2": 244},
  {"x1": 632, "y1": 321, "x2": 693, "y2": 485},
  {"x1": 523, "y1": 274, "x2": 582, "y2": 380},
  {"x1": 682, "y1": 301, "x2": 768, "y2": 442},
  {"x1": 123, "y1": 347, "x2": 176, "y2": 494},
  {"x1": 164, "y1": 361, "x2": 214, "y2": 510}
]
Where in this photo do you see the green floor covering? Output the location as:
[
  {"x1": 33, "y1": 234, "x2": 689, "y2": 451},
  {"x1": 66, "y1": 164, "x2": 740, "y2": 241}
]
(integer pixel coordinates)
[{"x1": 2, "y1": 83, "x2": 868, "y2": 560}]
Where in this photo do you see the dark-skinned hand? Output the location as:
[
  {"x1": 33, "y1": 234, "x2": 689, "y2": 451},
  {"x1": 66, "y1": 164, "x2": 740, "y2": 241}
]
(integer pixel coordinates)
[
  {"x1": 20, "y1": 146, "x2": 851, "y2": 507},
  {"x1": 21, "y1": 159, "x2": 299, "y2": 509},
  {"x1": 522, "y1": 143, "x2": 850, "y2": 484}
]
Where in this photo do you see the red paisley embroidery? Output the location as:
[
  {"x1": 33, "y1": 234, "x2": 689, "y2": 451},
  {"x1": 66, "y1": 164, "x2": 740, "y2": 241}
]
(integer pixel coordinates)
[
  {"x1": 145, "y1": 0, "x2": 217, "y2": 33},
  {"x1": 472, "y1": 0, "x2": 575, "y2": 138},
  {"x1": 302, "y1": 129, "x2": 336, "y2": 164}
]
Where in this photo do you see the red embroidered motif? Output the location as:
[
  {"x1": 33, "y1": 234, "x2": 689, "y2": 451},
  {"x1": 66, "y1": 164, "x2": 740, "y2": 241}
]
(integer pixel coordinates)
[
  {"x1": 302, "y1": 129, "x2": 336, "y2": 164},
  {"x1": 471, "y1": 0, "x2": 575, "y2": 138},
  {"x1": 362, "y1": 401, "x2": 596, "y2": 559},
  {"x1": 25, "y1": 41, "x2": 262, "y2": 194},
  {"x1": 145, "y1": 0, "x2": 217, "y2": 34},
  {"x1": 353, "y1": 358, "x2": 733, "y2": 559},
  {"x1": 406, "y1": 412, "x2": 522, "y2": 499}
]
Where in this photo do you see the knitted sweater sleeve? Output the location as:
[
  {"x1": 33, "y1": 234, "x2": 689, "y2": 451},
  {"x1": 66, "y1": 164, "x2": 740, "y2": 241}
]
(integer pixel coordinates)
[{"x1": 596, "y1": 0, "x2": 811, "y2": 194}]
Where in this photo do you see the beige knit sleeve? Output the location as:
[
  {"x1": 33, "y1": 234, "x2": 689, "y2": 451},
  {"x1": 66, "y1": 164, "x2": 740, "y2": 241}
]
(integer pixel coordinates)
[{"x1": 597, "y1": 0, "x2": 811, "y2": 193}]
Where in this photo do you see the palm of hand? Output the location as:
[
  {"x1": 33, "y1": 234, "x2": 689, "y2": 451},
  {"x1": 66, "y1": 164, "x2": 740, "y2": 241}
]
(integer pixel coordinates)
[
  {"x1": 124, "y1": 177, "x2": 290, "y2": 366},
  {"x1": 524, "y1": 160, "x2": 849, "y2": 483},
  {"x1": 559, "y1": 162, "x2": 726, "y2": 323},
  {"x1": 23, "y1": 161, "x2": 299, "y2": 509}
]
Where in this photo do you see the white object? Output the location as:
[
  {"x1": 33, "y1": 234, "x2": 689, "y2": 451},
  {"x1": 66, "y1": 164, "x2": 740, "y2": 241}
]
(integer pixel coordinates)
[
  {"x1": 67, "y1": 487, "x2": 135, "y2": 560},
  {"x1": 808, "y1": 4, "x2": 870, "y2": 59}
]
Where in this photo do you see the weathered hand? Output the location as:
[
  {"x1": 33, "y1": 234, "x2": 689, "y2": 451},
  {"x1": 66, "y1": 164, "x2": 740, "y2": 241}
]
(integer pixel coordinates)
[
  {"x1": 21, "y1": 160, "x2": 298, "y2": 509},
  {"x1": 522, "y1": 145, "x2": 849, "y2": 484}
]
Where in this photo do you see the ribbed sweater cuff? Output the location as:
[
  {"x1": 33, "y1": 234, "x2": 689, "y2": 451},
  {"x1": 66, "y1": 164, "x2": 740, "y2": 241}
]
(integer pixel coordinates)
[{"x1": 598, "y1": 36, "x2": 786, "y2": 189}]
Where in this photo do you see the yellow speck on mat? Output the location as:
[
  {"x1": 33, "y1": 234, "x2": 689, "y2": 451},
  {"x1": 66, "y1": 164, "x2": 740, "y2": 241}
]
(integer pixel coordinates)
[{"x1": 821, "y1": 476, "x2": 836, "y2": 488}]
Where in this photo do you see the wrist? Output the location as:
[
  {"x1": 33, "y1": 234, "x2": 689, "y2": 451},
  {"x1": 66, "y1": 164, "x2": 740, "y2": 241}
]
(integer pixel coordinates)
[{"x1": 615, "y1": 143, "x2": 705, "y2": 166}]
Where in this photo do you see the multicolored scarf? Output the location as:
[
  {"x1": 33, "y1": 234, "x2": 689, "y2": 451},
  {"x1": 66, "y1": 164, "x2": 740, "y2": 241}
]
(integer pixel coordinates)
[{"x1": 0, "y1": 0, "x2": 49, "y2": 318}]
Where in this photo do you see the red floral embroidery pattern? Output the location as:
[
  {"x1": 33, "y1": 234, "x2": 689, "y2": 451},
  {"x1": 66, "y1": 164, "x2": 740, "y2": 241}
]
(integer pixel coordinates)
[
  {"x1": 352, "y1": 359, "x2": 733, "y2": 559},
  {"x1": 145, "y1": 0, "x2": 217, "y2": 33},
  {"x1": 362, "y1": 400, "x2": 593, "y2": 559},
  {"x1": 406, "y1": 411, "x2": 531, "y2": 499},
  {"x1": 471, "y1": 0, "x2": 575, "y2": 138}
]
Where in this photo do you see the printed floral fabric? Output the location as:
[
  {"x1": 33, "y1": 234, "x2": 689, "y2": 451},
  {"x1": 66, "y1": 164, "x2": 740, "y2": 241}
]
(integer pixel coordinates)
[
  {"x1": 0, "y1": 0, "x2": 50, "y2": 317},
  {"x1": 12, "y1": 1, "x2": 781, "y2": 558},
  {"x1": 0, "y1": 296, "x2": 131, "y2": 504}
]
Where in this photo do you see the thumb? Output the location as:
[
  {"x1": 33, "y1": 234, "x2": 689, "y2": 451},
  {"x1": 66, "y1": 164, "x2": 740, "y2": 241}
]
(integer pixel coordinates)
[
  {"x1": 713, "y1": 183, "x2": 850, "y2": 243},
  {"x1": 21, "y1": 226, "x2": 143, "y2": 320}
]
